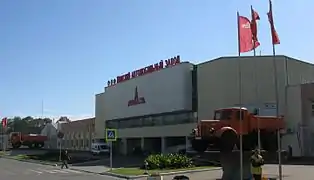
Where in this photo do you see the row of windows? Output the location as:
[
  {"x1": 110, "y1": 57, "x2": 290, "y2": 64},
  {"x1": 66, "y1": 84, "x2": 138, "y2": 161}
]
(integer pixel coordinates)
[
  {"x1": 106, "y1": 112, "x2": 197, "y2": 129},
  {"x1": 62, "y1": 139, "x2": 90, "y2": 149}
]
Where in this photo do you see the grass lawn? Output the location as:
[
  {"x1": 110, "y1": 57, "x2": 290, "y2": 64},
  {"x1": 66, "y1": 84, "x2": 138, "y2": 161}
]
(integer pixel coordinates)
[{"x1": 110, "y1": 166, "x2": 213, "y2": 176}]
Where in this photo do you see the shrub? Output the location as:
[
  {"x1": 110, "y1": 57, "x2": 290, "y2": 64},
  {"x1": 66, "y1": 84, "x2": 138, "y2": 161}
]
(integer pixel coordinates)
[{"x1": 144, "y1": 153, "x2": 193, "y2": 170}]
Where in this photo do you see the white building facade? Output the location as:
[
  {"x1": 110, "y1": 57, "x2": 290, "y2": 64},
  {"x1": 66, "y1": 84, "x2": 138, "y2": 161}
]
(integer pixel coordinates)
[{"x1": 95, "y1": 57, "x2": 197, "y2": 155}]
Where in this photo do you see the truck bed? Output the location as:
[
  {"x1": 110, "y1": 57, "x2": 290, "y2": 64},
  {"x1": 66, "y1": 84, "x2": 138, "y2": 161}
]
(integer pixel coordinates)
[
  {"x1": 21, "y1": 134, "x2": 47, "y2": 142},
  {"x1": 251, "y1": 115, "x2": 284, "y2": 131}
]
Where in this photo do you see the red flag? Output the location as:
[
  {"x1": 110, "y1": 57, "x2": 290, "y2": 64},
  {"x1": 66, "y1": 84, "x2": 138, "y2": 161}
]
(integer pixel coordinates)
[
  {"x1": 267, "y1": 0, "x2": 280, "y2": 45},
  {"x1": 238, "y1": 13, "x2": 260, "y2": 53},
  {"x1": 1, "y1": 118, "x2": 7, "y2": 128},
  {"x1": 250, "y1": 6, "x2": 260, "y2": 46}
]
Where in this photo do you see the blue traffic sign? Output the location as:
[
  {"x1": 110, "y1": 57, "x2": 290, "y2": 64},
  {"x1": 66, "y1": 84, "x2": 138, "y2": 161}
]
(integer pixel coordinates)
[{"x1": 105, "y1": 129, "x2": 117, "y2": 142}]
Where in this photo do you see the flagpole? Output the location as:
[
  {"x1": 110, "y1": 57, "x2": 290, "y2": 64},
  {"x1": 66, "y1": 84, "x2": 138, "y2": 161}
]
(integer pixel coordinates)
[
  {"x1": 267, "y1": 0, "x2": 282, "y2": 178},
  {"x1": 251, "y1": 4, "x2": 261, "y2": 151},
  {"x1": 237, "y1": 11, "x2": 243, "y2": 180},
  {"x1": 272, "y1": 43, "x2": 282, "y2": 180}
]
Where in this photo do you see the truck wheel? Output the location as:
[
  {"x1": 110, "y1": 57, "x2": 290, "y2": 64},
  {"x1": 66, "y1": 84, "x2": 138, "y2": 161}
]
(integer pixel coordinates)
[
  {"x1": 28, "y1": 144, "x2": 35, "y2": 149},
  {"x1": 38, "y1": 143, "x2": 44, "y2": 148},
  {"x1": 12, "y1": 143, "x2": 21, "y2": 149},
  {"x1": 191, "y1": 139, "x2": 208, "y2": 153},
  {"x1": 220, "y1": 130, "x2": 238, "y2": 152}
]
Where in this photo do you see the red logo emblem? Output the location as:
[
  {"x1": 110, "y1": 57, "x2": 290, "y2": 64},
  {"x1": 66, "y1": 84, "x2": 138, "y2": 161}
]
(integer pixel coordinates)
[{"x1": 128, "y1": 86, "x2": 146, "y2": 106}]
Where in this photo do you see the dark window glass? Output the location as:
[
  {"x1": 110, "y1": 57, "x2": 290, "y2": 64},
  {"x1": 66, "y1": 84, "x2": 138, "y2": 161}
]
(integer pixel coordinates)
[
  {"x1": 214, "y1": 110, "x2": 232, "y2": 120},
  {"x1": 106, "y1": 120, "x2": 118, "y2": 129},
  {"x1": 176, "y1": 113, "x2": 190, "y2": 124},
  {"x1": 162, "y1": 114, "x2": 176, "y2": 125},
  {"x1": 153, "y1": 116, "x2": 163, "y2": 126},
  {"x1": 236, "y1": 111, "x2": 245, "y2": 120},
  {"x1": 142, "y1": 117, "x2": 154, "y2": 126}
]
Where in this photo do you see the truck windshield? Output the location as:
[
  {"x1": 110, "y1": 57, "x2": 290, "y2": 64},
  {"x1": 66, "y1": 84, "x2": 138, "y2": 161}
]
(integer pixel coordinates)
[
  {"x1": 214, "y1": 110, "x2": 232, "y2": 120},
  {"x1": 100, "y1": 145, "x2": 108, "y2": 149}
]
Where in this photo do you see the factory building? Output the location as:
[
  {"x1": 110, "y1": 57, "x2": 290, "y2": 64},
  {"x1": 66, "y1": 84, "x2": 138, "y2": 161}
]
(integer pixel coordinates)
[{"x1": 95, "y1": 55, "x2": 314, "y2": 157}]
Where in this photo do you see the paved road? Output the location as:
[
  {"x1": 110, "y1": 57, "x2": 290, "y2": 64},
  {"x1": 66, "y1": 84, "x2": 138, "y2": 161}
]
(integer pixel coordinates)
[{"x1": 0, "y1": 158, "x2": 120, "y2": 180}]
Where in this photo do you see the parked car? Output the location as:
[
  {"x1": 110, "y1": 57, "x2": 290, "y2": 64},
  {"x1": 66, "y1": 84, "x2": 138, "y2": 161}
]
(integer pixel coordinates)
[{"x1": 91, "y1": 142, "x2": 110, "y2": 156}]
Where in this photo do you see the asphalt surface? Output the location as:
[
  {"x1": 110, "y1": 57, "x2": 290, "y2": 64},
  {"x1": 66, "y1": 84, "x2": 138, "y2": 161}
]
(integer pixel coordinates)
[{"x1": 0, "y1": 158, "x2": 120, "y2": 180}]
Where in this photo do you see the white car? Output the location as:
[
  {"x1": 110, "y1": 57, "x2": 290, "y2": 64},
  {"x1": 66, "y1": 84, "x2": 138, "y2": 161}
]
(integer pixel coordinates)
[{"x1": 91, "y1": 143, "x2": 110, "y2": 155}]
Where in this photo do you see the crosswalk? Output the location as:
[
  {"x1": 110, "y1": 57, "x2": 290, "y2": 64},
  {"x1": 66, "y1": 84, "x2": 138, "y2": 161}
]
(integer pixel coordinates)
[{"x1": 3, "y1": 167, "x2": 83, "y2": 176}]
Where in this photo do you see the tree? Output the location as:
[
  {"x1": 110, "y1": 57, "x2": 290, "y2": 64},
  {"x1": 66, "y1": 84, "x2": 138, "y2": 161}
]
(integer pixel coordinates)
[
  {"x1": 5, "y1": 116, "x2": 53, "y2": 134},
  {"x1": 57, "y1": 116, "x2": 71, "y2": 123}
]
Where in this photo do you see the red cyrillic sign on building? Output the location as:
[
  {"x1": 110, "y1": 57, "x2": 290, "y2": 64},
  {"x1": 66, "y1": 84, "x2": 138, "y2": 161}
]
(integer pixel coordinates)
[{"x1": 107, "y1": 55, "x2": 181, "y2": 87}]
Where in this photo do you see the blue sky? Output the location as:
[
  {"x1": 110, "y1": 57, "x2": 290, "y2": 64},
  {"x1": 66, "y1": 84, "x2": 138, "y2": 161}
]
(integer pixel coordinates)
[{"x1": 0, "y1": 0, "x2": 312, "y2": 120}]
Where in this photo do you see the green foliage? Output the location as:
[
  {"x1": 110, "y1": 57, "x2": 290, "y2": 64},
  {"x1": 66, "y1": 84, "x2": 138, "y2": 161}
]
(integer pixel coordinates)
[
  {"x1": 3, "y1": 116, "x2": 54, "y2": 134},
  {"x1": 144, "y1": 153, "x2": 193, "y2": 170}
]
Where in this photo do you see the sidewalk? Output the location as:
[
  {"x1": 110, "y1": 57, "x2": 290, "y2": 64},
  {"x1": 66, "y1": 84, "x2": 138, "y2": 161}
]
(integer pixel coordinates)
[{"x1": 70, "y1": 165, "x2": 110, "y2": 174}]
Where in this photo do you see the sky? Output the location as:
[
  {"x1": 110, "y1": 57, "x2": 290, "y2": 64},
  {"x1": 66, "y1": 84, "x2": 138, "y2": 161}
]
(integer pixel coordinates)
[{"x1": 0, "y1": 0, "x2": 313, "y2": 120}]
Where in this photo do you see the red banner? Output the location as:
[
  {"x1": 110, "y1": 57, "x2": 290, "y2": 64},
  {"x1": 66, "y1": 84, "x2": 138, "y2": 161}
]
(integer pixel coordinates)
[
  {"x1": 238, "y1": 14, "x2": 259, "y2": 53},
  {"x1": 267, "y1": 0, "x2": 280, "y2": 45},
  {"x1": 1, "y1": 118, "x2": 7, "y2": 128},
  {"x1": 251, "y1": 6, "x2": 260, "y2": 46}
]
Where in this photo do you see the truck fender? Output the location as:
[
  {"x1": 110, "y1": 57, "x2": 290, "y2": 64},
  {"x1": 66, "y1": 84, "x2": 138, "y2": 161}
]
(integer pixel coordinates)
[{"x1": 215, "y1": 127, "x2": 237, "y2": 137}]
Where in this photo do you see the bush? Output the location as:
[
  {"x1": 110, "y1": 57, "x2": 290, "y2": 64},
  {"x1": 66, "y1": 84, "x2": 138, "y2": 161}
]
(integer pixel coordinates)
[{"x1": 144, "y1": 153, "x2": 193, "y2": 170}]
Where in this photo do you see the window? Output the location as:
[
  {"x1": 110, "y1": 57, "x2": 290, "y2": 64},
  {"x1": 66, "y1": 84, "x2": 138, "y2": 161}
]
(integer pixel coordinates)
[
  {"x1": 236, "y1": 111, "x2": 245, "y2": 120},
  {"x1": 129, "y1": 118, "x2": 142, "y2": 128},
  {"x1": 106, "y1": 120, "x2": 118, "y2": 129},
  {"x1": 94, "y1": 139, "x2": 105, "y2": 143},
  {"x1": 85, "y1": 139, "x2": 89, "y2": 148},
  {"x1": 214, "y1": 110, "x2": 232, "y2": 120},
  {"x1": 142, "y1": 117, "x2": 154, "y2": 126},
  {"x1": 162, "y1": 114, "x2": 176, "y2": 125},
  {"x1": 311, "y1": 101, "x2": 314, "y2": 116},
  {"x1": 118, "y1": 119, "x2": 130, "y2": 129},
  {"x1": 176, "y1": 113, "x2": 190, "y2": 123},
  {"x1": 153, "y1": 116, "x2": 163, "y2": 126}
]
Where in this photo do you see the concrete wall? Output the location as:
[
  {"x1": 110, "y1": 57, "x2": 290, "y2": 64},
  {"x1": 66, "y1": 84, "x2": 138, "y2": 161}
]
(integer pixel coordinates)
[
  {"x1": 197, "y1": 55, "x2": 314, "y2": 120},
  {"x1": 103, "y1": 62, "x2": 193, "y2": 120},
  {"x1": 197, "y1": 55, "x2": 314, "y2": 156},
  {"x1": 95, "y1": 93, "x2": 106, "y2": 139},
  {"x1": 283, "y1": 85, "x2": 302, "y2": 157}
]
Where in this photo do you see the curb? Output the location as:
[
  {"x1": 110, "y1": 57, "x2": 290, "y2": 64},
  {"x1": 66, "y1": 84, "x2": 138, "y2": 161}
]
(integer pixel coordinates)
[{"x1": 99, "y1": 167, "x2": 222, "y2": 179}]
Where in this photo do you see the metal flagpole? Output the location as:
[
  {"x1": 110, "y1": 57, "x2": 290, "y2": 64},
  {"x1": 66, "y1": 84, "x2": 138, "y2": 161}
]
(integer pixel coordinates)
[
  {"x1": 237, "y1": 11, "x2": 243, "y2": 180},
  {"x1": 252, "y1": 37, "x2": 261, "y2": 151},
  {"x1": 272, "y1": 43, "x2": 282, "y2": 180},
  {"x1": 110, "y1": 141, "x2": 113, "y2": 171},
  {"x1": 255, "y1": 58, "x2": 261, "y2": 151},
  {"x1": 2, "y1": 124, "x2": 4, "y2": 152},
  {"x1": 251, "y1": 5, "x2": 261, "y2": 151}
]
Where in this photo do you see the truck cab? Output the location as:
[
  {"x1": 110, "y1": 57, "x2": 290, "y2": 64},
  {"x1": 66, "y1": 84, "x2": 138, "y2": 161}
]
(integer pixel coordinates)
[{"x1": 191, "y1": 107, "x2": 285, "y2": 152}]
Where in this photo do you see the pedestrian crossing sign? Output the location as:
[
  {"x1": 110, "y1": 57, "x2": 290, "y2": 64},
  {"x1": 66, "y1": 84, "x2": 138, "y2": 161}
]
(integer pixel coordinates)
[{"x1": 105, "y1": 128, "x2": 117, "y2": 142}]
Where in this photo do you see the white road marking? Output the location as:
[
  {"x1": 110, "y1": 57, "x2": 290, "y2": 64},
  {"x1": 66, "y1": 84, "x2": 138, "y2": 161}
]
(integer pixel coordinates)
[
  {"x1": 51, "y1": 169, "x2": 69, "y2": 173},
  {"x1": 37, "y1": 168, "x2": 57, "y2": 173},
  {"x1": 29, "y1": 169, "x2": 43, "y2": 174},
  {"x1": 62, "y1": 169, "x2": 82, "y2": 173}
]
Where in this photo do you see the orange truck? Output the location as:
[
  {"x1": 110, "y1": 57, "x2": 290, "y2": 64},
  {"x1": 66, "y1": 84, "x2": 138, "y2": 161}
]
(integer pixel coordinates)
[
  {"x1": 191, "y1": 107, "x2": 285, "y2": 153},
  {"x1": 10, "y1": 132, "x2": 48, "y2": 149}
]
